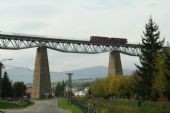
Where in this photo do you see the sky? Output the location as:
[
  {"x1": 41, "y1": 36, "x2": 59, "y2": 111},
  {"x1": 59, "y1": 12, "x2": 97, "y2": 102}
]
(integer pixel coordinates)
[{"x1": 0, "y1": 0, "x2": 170, "y2": 72}]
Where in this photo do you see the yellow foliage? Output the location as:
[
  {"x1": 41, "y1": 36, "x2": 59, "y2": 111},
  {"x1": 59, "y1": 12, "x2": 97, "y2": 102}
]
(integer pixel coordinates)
[{"x1": 89, "y1": 75, "x2": 132, "y2": 97}]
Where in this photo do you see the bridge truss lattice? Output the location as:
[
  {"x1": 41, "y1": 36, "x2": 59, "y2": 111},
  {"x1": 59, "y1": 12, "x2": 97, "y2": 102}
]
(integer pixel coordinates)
[{"x1": 0, "y1": 33, "x2": 141, "y2": 56}]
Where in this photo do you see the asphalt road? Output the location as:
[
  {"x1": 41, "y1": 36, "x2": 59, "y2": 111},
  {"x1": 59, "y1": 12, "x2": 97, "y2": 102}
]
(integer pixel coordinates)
[{"x1": 1, "y1": 98, "x2": 71, "y2": 113}]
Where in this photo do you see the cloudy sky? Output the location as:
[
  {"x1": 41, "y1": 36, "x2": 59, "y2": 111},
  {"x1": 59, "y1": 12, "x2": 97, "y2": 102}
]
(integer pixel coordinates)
[{"x1": 0, "y1": 0, "x2": 169, "y2": 72}]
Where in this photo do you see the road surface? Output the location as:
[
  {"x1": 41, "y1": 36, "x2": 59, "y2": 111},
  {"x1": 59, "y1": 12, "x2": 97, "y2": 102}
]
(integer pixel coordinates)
[{"x1": 0, "y1": 98, "x2": 71, "y2": 113}]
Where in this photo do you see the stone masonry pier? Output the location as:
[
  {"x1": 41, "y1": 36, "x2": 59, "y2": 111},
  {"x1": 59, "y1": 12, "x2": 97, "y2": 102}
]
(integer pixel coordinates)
[
  {"x1": 108, "y1": 51, "x2": 123, "y2": 76},
  {"x1": 32, "y1": 47, "x2": 52, "y2": 99}
]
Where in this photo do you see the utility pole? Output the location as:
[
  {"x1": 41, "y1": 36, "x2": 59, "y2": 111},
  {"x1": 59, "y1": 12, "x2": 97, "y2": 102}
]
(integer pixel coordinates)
[{"x1": 67, "y1": 73, "x2": 73, "y2": 105}]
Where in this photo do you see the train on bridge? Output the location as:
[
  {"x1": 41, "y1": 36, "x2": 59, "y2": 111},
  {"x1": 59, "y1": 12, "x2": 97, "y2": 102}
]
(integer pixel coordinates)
[
  {"x1": 90, "y1": 36, "x2": 127, "y2": 44},
  {"x1": 0, "y1": 31, "x2": 127, "y2": 45}
]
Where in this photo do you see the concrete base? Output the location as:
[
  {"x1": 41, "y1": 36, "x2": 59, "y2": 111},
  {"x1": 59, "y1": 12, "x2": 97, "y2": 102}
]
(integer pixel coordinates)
[
  {"x1": 32, "y1": 47, "x2": 52, "y2": 99},
  {"x1": 108, "y1": 51, "x2": 123, "y2": 76}
]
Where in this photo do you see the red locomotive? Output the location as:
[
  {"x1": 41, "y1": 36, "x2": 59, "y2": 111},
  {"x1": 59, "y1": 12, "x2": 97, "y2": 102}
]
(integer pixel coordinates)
[{"x1": 90, "y1": 36, "x2": 127, "y2": 44}]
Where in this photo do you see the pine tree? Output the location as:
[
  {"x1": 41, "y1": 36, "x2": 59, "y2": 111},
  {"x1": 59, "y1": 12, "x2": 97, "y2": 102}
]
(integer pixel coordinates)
[
  {"x1": 1, "y1": 71, "x2": 13, "y2": 98},
  {"x1": 136, "y1": 17, "x2": 164, "y2": 99}
]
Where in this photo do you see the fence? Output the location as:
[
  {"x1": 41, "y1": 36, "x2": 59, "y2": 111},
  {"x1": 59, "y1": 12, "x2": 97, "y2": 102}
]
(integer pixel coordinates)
[{"x1": 71, "y1": 99, "x2": 98, "y2": 113}]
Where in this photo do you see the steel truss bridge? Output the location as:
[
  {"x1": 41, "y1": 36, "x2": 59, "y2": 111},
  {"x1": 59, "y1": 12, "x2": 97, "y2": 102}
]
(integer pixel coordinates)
[
  {"x1": 0, "y1": 32, "x2": 141, "y2": 56},
  {"x1": 0, "y1": 32, "x2": 142, "y2": 99}
]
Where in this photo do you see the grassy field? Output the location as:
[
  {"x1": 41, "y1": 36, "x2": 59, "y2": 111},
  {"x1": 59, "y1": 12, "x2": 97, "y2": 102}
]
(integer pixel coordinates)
[
  {"x1": 0, "y1": 100, "x2": 33, "y2": 109},
  {"x1": 59, "y1": 98, "x2": 83, "y2": 113},
  {"x1": 74, "y1": 97, "x2": 170, "y2": 113}
]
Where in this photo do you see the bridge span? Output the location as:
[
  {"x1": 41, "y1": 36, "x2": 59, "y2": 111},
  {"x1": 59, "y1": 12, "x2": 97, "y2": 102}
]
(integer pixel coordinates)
[
  {"x1": 0, "y1": 32, "x2": 140, "y2": 55},
  {"x1": 0, "y1": 32, "x2": 141, "y2": 98}
]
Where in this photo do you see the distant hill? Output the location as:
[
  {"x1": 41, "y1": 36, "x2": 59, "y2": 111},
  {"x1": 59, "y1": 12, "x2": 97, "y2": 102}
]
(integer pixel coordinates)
[{"x1": 3, "y1": 66, "x2": 134, "y2": 83}]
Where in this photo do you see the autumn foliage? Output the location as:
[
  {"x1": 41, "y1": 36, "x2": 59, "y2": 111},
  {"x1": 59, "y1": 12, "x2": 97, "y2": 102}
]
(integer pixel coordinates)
[{"x1": 89, "y1": 75, "x2": 136, "y2": 99}]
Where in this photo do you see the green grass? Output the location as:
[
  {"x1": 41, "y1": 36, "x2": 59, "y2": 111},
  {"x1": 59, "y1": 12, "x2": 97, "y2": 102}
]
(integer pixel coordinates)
[
  {"x1": 0, "y1": 100, "x2": 34, "y2": 109},
  {"x1": 59, "y1": 98, "x2": 83, "y2": 113},
  {"x1": 74, "y1": 97, "x2": 170, "y2": 113}
]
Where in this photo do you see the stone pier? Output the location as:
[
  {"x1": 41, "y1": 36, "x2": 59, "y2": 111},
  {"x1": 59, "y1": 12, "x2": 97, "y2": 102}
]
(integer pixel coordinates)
[
  {"x1": 32, "y1": 47, "x2": 52, "y2": 99},
  {"x1": 108, "y1": 51, "x2": 123, "y2": 76}
]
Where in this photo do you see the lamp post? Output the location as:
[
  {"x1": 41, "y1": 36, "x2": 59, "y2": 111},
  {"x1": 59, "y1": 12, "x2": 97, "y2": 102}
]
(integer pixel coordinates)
[{"x1": 0, "y1": 58, "x2": 13, "y2": 98}]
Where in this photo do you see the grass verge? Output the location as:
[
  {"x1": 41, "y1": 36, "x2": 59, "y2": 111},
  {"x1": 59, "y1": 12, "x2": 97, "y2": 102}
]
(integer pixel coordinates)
[
  {"x1": 59, "y1": 98, "x2": 83, "y2": 113},
  {"x1": 0, "y1": 111, "x2": 4, "y2": 113},
  {"x1": 74, "y1": 97, "x2": 170, "y2": 113},
  {"x1": 0, "y1": 100, "x2": 34, "y2": 109}
]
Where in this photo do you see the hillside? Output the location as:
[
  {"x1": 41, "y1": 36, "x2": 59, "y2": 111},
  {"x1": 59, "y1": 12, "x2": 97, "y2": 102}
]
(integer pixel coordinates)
[{"x1": 3, "y1": 66, "x2": 134, "y2": 83}]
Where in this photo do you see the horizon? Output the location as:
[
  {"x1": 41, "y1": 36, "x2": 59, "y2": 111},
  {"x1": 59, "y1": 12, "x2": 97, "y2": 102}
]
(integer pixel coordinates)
[{"x1": 3, "y1": 65, "x2": 135, "y2": 83}]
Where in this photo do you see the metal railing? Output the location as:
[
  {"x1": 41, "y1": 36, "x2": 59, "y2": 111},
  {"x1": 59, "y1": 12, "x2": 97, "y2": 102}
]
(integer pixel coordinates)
[{"x1": 71, "y1": 99, "x2": 98, "y2": 113}]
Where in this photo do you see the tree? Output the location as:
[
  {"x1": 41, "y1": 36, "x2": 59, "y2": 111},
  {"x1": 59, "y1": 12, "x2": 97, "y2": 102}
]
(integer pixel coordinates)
[
  {"x1": 136, "y1": 17, "x2": 164, "y2": 99},
  {"x1": 60, "y1": 81, "x2": 65, "y2": 97},
  {"x1": 55, "y1": 83, "x2": 61, "y2": 97},
  {"x1": 12, "y1": 82, "x2": 26, "y2": 98},
  {"x1": 55, "y1": 81, "x2": 65, "y2": 97},
  {"x1": 164, "y1": 48, "x2": 170, "y2": 99},
  {"x1": 89, "y1": 75, "x2": 134, "y2": 99},
  {"x1": 90, "y1": 79, "x2": 106, "y2": 97},
  {"x1": 131, "y1": 71, "x2": 142, "y2": 98},
  {"x1": 151, "y1": 52, "x2": 167, "y2": 100},
  {"x1": 1, "y1": 71, "x2": 13, "y2": 98}
]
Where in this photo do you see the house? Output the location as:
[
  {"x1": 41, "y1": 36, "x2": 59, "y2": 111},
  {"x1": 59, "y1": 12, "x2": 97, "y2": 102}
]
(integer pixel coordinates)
[
  {"x1": 26, "y1": 87, "x2": 32, "y2": 97},
  {"x1": 72, "y1": 87, "x2": 89, "y2": 97}
]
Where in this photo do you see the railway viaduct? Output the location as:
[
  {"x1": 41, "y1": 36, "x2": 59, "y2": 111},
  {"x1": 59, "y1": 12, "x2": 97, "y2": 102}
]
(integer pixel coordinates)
[{"x1": 0, "y1": 32, "x2": 141, "y2": 98}]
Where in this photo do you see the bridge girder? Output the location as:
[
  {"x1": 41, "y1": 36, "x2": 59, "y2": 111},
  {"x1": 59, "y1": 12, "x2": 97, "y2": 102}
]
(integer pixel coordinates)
[{"x1": 0, "y1": 33, "x2": 141, "y2": 56}]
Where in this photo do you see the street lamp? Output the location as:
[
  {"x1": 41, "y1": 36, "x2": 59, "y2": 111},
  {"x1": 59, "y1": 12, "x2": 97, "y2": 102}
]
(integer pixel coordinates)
[
  {"x1": 1, "y1": 58, "x2": 13, "y2": 62},
  {"x1": 0, "y1": 58, "x2": 13, "y2": 98}
]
